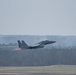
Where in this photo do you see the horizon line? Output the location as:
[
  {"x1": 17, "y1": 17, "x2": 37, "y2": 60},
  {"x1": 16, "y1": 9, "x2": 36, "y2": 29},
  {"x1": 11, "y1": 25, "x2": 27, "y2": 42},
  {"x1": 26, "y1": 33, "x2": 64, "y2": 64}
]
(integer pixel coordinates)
[{"x1": 0, "y1": 34, "x2": 76, "y2": 36}]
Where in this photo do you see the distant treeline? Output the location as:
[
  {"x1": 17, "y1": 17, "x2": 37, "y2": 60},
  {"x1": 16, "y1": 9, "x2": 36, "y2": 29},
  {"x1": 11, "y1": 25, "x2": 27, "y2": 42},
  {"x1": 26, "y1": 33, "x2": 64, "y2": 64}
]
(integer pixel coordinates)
[
  {"x1": 0, "y1": 48, "x2": 76, "y2": 66},
  {"x1": 0, "y1": 35, "x2": 76, "y2": 66}
]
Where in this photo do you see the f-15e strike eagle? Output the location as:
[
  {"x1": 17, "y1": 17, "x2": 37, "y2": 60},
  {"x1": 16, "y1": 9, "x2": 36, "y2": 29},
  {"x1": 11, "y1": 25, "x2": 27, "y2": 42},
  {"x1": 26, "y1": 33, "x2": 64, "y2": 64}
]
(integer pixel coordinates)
[{"x1": 17, "y1": 40, "x2": 56, "y2": 50}]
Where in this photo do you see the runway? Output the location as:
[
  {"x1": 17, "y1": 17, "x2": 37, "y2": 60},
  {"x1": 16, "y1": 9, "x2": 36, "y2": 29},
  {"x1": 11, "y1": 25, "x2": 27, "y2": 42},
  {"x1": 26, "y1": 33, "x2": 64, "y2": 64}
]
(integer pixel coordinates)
[
  {"x1": 0, "y1": 65, "x2": 76, "y2": 75},
  {"x1": 0, "y1": 72, "x2": 75, "y2": 75}
]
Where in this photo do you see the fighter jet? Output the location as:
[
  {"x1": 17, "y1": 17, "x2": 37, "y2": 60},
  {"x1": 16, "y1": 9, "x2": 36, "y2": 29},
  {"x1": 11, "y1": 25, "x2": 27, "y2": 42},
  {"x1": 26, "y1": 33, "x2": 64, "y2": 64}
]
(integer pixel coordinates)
[{"x1": 17, "y1": 40, "x2": 56, "y2": 50}]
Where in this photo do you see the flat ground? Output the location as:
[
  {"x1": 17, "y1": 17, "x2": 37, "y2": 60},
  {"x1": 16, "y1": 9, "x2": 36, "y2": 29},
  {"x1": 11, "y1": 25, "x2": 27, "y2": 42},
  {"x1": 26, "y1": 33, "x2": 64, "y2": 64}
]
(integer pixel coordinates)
[{"x1": 0, "y1": 65, "x2": 76, "y2": 75}]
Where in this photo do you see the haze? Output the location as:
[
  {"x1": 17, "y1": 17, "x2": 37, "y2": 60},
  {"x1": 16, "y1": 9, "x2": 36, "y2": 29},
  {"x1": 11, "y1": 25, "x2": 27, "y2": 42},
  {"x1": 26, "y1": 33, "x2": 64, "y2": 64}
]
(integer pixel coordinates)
[{"x1": 0, "y1": 0, "x2": 76, "y2": 35}]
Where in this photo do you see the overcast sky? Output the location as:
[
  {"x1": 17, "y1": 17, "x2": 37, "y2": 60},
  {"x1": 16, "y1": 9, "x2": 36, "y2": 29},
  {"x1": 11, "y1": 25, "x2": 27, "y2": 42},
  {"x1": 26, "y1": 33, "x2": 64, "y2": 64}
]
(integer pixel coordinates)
[{"x1": 0, "y1": 0, "x2": 76, "y2": 35}]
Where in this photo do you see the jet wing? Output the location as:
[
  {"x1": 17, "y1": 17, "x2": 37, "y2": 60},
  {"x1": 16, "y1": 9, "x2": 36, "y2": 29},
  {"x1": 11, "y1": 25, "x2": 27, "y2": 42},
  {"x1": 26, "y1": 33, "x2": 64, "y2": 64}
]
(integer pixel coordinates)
[{"x1": 32, "y1": 43, "x2": 40, "y2": 46}]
